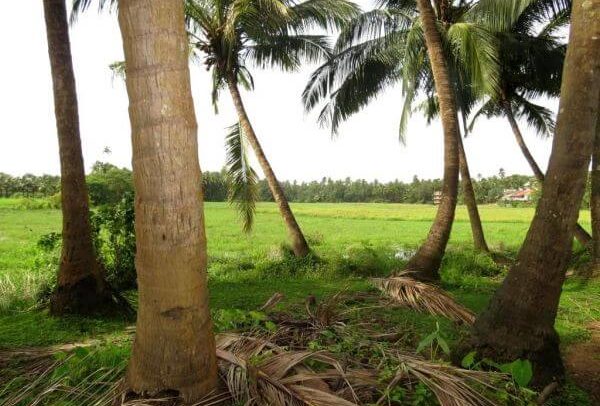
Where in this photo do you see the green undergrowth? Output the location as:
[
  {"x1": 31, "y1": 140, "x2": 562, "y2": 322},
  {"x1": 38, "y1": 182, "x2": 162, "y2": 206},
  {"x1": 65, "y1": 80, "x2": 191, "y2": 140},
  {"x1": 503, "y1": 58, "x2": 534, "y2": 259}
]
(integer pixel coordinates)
[{"x1": 0, "y1": 202, "x2": 598, "y2": 404}]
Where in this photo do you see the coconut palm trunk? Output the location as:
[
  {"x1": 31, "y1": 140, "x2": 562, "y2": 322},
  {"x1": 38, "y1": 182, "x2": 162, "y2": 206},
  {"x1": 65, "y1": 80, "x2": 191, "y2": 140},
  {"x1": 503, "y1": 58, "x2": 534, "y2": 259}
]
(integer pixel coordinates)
[
  {"x1": 404, "y1": 0, "x2": 460, "y2": 280},
  {"x1": 458, "y1": 135, "x2": 489, "y2": 252},
  {"x1": 227, "y1": 75, "x2": 310, "y2": 257},
  {"x1": 591, "y1": 100, "x2": 600, "y2": 271},
  {"x1": 468, "y1": 0, "x2": 600, "y2": 386},
  {"x1": 500, "y1": 98, "x2": 592, "y2": 248},
  {"x1": 118, "y1": 0, "x2": 217, "y2": 400},
  {"x1": 43, "y1": 0, "x2": 115, "y2": 315}
]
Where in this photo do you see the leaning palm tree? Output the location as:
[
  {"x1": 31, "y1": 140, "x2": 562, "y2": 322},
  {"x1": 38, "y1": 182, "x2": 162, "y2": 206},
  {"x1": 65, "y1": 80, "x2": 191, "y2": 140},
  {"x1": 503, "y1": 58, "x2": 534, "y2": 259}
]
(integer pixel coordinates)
[
  {"x1": 184, "y1": 0, "x2": 359, "y2": 256},
  {"x1": 468, "y1": 0, "x2": 592, "y2": 247},
  {"x1": 304, "y1": 0, "x2": 499, "y2": 277},
  {"x1": 468, "y1": 0, "x2": 599, "y2": 386},
  {"x1": 43, "y1": 0, "x2": 117, "y2": 315}
]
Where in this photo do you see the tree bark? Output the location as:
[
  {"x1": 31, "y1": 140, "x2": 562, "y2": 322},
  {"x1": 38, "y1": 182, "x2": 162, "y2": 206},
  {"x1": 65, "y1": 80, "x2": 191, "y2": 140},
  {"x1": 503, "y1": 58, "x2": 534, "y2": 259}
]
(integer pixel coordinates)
[
  {"x1": 502, "y1": 98, "x2": 593, "y2": 248},
  {"x1": 118, "y1": 0, "x2": 217, "y2": 400},
  {"x1": 591, "y1": 96, "x2": 600, "y2": 271},
  {"x1": 227, "y1": 76, "x2": 310, "y2": 257},
  {"x1": 43, "y1": 0, "x2": 114, "y2": 315},
  {"x1": 404, "y1": 0, "x2": 460, "y2": 280},
  {"x1": 467, "y1": 0, "x2": 600, "y2": 386},
  {"x1": 458, "y1": 135, "x2": 490, "y2": 252}
]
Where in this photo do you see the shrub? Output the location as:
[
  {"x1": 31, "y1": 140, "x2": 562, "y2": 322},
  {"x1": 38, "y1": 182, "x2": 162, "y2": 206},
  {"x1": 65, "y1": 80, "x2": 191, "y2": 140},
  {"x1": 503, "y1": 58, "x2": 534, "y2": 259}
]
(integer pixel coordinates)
[
  {"x1": 332, "y1": 242, "x2": 398, "y2": 277},
  {"x1": 16, "y1": 196, "x2": 60, "y2": 210},
  {"x1": 86, "y1": 162, "x2": 133, "y2": 206},
  {"x1": 92, "y1": 193, "x2": 137, "y2": 290}
]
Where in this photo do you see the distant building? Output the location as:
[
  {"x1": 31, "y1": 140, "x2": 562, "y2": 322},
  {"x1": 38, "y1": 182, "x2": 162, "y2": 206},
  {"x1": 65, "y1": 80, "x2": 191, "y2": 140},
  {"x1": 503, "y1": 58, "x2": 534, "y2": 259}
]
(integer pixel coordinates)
[
  {"x1": 433, "y1": 191, "x2": 442, "y2": 205},
  {"x1": 502, "y1": 188, "x2": 533, "y2": 202}
]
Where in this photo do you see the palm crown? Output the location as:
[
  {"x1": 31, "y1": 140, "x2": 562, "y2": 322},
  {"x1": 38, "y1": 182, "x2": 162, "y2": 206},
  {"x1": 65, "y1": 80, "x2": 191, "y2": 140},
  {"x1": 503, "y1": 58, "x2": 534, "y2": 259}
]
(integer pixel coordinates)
[
  {"x1": 303, "y1": 0, "x2": 500, "y2": 139},
  {"x1": 184, "y1": 0, "x2": 360, "y2": 109}
]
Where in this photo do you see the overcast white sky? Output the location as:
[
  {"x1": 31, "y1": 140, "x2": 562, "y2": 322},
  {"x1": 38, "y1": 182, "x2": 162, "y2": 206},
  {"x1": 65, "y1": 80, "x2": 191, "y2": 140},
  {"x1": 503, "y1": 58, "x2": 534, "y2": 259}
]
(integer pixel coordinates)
[{"x1": 0, "y1": 1, "x2": 557, "y2": 183}]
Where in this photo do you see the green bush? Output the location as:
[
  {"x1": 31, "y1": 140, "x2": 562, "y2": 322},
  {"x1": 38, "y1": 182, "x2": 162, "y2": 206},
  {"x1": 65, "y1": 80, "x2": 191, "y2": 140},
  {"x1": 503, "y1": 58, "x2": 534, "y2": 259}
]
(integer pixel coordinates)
[
  {"x1": 92, "y1": 193, "x2": 137, "y2": 290},
  {"x1": 16, "y1": 195, "x2": 60, "y2": 210},
  {"x1": 332, "y1": 242, "x2": 399, "y2": 277},
  {"x1": 86, "y1": 162, "x2": 133, "y2": 206}
]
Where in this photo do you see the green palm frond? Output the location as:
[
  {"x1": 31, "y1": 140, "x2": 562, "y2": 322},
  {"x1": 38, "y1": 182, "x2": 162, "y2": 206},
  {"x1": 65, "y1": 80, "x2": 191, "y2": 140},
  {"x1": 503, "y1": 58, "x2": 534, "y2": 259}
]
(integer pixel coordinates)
[
  {"x1": 288, "y1": 0, "x2": 361, "y2": 32},
  {"x1": 334, "y1": 8, "x2": 413, "y2": 51},
  {"x1": 466, "y1": 0, "x2": 535, "y2": 33},
  {"x1": 303, "y1": 30, "x2": 406, "y2": 113},
  {"x1": 245, "y1": 35, "x2": 331, "y2": 71},
  {"x1": 538, "y1": 8, "x2": 570, "y2": 37},
  {"x1": 446, "y1": 22, "x2": 499, "y2": 95},
  {"x1": 512, "y1": 95, "x2": 555, "y2": 137},
  {"x1": 108, "y1": 61, "x2": 126, "y2": 82},
  {"x1": 225, "y1": 122, "x2": 258, "y2": 233},
  {"x1": 316, "y1": 48, "x2": 402, "y2": 134},
  {"x1": 70, "y1": 0, "x2": 117, "y2": 23},
  {"x1": 467, "y1": 98, "x2": 503, "y2": 133},
  {"x1": 183, "y1": 0, "x2": 356, "y2": 111}
]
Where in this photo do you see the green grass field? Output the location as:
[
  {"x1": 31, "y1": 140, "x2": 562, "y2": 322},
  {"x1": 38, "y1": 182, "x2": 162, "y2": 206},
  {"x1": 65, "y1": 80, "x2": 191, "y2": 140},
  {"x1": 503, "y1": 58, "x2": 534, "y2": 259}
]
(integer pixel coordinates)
[{"x1": 0, "y1": 200, "x2": 598, "y2": 404}]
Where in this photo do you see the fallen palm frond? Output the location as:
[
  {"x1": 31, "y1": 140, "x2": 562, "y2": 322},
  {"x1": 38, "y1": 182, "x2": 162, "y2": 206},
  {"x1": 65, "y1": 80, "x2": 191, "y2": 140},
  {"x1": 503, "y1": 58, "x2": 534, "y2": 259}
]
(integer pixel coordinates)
[
  {"x1": 1, "y1": 290, "x2": 514, "y2": 406},
  {"x1": 371, "y1": 275, "x2": 475, "y2": 325},
  {"x1": 0, "y1": 344, "x2": 126, "y2": 406},
  {"x1": 377, "y1": 349, "x2": 507, "y2": 406},
  {"x1": 215, "y1": 333, "x2": 377, "y2": 406}
]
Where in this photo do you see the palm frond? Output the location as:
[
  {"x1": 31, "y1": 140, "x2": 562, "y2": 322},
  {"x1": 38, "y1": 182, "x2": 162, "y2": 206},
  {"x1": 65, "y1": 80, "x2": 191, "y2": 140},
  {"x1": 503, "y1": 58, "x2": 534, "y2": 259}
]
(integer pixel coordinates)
[
  {"x1": 70, "y1": 0, "x2": 117, "y2": 23},
  {"x1": 288, "y1": 0, "x2": 361, "y2": 32},
  {"x1": 467, "y1": 98, "x2": 502, "y2": 133},
  {"x1": 371, "y1": 275, "x2": 475, "y2": 324},
  {"x1": 225, "y1": 122, "x2": 258, "y2": 233},
  {"x1": 334, "y1": 9, "x2": 413, "y2": 52},
  {"x1": 108, "y1": 61, "x2": 126, "y2": 82},
  {"x1": 512, "y1": 95, "x2": 555, "y2": 137},
  {"x1": 466, "y1": 0, "x2": 535, "y2": 33},
  {"x1": 246, "y1": 35, "x2": 331, "y2": 71},
  {"x1": 380, "y1": 350, "x2": 506, "y2": 406},
  {"x1": 446, "y1": 22, "x2": 499, "y2": 96}
]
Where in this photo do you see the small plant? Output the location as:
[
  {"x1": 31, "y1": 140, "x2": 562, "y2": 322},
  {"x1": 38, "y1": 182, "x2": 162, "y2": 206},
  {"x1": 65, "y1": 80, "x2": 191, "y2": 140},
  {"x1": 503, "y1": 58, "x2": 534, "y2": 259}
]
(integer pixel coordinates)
[
  {"x1": 461, "y1": 351, "x2": 534, "y2": 388},
  {"x1": 415, "y1": 322, "x2": 450, "y2": 360},
  {"x1": 37, "y1": 232, "x2": 61, "y2": 251}
]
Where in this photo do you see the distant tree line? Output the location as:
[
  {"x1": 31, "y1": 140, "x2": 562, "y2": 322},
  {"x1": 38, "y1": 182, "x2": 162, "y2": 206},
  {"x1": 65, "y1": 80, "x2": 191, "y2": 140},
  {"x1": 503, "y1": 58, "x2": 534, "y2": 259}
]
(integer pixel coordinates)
[{"x1": 1, "y1": 162, "x2": 545, "y2": 205}]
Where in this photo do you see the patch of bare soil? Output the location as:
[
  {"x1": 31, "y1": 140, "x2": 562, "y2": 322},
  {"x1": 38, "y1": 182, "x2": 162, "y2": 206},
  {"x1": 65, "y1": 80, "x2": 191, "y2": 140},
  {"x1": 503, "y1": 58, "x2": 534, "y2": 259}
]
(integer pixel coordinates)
[{"x1": 564, "y1": 322, "x2": 600, "y2": 405}]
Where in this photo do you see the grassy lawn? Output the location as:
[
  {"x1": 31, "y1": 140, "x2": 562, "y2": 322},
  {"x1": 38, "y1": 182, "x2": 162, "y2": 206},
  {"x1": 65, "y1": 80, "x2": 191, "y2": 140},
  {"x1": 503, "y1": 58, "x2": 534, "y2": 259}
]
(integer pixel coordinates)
[{"x1": 0, "y1": 200, "x2": 598, "y2": 404}]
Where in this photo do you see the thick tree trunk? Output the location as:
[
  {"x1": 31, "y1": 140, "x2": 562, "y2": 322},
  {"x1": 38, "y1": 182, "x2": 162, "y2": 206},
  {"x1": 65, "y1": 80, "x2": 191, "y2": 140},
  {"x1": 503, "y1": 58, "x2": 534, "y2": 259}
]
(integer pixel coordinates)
[
  {"x1": 458, "y1": 135, "x2": 489, "y2": 253},
  {"x1": 118, "y1": 0, "x2": 217, "y2": 400},
  {"x1": 591, "y1": 100, "x2": 600, "y2": 271},
  {"x1": 502, "y1": 99, "x2": 593, "y2": 248},
  {"x1": 467, "y1": 0, "x2": 600, "y2": 386},
  {"x1": 404, "y1": 0, "x2": 460, "y2": 280},
  {"x1": 227, "y1": 77, "x2": 310, "y2": 257},
  {"x1": 43, "y1": 0, "x2": 114, "y2": 315}
]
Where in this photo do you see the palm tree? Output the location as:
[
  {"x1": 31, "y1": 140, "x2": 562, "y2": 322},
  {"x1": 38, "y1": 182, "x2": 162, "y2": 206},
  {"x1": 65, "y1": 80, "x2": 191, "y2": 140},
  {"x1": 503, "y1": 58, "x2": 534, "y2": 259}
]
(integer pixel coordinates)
[
  {"x1": 184, "y1": 0, "x2": 359, "y2": 256},
  {"x1": 405, "y1": 0, "x2": 461, "y2": 280},
  {"x1": 72, "y1": 0, "x2": 358, "y2": 255},
  {"x1": 304, "y1": 0, "x2": 499, "y2": 275},
  {"x1": 118, "y1": 0, "x2": 217, "y2": 399},
  {"x1": 43, "y1": 0, "x2": 116, "y2": 315},
  {"x1": 467, "y1": 0, "x2": 600, "y2": 386},
  {"x1": 468, "y1": 0, "x2": 592, "y2": 247}
]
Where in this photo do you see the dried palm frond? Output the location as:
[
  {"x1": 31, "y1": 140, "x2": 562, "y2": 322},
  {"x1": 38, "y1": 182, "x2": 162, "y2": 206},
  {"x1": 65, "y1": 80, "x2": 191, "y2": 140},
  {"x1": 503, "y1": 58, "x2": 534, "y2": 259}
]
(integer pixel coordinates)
[
  {"x1": 1, "y1": 345, "x2": 126, "y2": 406},
  {"x1": 260, "y1": 292, "x2": 285, "y2": 311},
  {"x1": 215, "y1": 333, "x2": 376, "y2": 406},
  {"x1": 371, "y1": 275, "x2": 475, "y2": 325},
  {"x1": 377, "y1": 350, "x2": 507, "y2": 406}
]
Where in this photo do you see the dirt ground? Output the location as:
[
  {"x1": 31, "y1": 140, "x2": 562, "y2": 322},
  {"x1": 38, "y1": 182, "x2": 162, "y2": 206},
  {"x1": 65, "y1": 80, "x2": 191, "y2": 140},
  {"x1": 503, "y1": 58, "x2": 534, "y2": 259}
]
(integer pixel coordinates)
[{"x1": 564, "y1": 322, "x2": 600, "y2": 405}]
